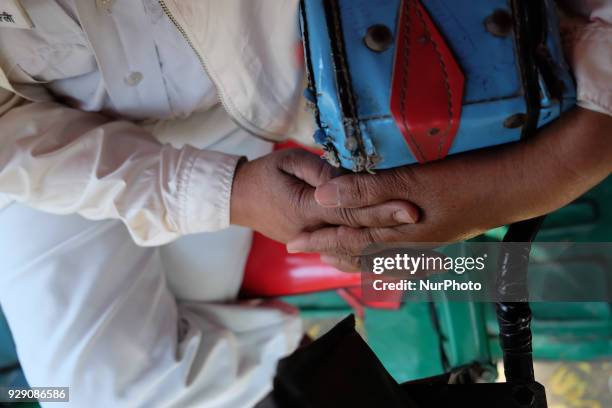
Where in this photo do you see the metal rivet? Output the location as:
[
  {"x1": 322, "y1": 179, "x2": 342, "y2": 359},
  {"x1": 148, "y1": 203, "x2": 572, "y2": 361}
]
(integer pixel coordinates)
[
  {"x1": 124, "y1": 71, "x2": 143, "y2": 87},
  {"x1": 428, "y1": 128, "x2": 440, "y2": 136},
  {"x1": 504, "y1": 113, "x2": 527, "y2": 129},
  {"x1": 364, "y1": 25, "x2": 394, "y2": 53},
  {"x1": 485, "y1": 9, "x2": 513, "y2": 37}
]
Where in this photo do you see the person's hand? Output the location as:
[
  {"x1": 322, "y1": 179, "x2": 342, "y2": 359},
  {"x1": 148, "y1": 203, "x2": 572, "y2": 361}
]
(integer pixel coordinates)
[
  {"x1": 230, "y1": 148, "x2": 419, "y2": 244},
  {"x1": 287, "y1": 108, "x2": 612, "y2": 271}
]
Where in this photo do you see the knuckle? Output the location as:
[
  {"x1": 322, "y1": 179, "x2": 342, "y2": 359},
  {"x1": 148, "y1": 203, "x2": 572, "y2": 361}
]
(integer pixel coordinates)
[
  {"x1": 278, "y1": 148, "x2": 305, "y2": 171},
  {"x1": 368, "y1": 207, "x2": 389, "y2": 226},
  {"x1": 312, "y1": 163, "x2": 340, "y2": 189},
  {"x1": 334, "y1": 227, "x2": 358, "y2": 255},
  {"x1": 275, "y1": 148, "x2": 292, "y2": 166},
  {"x1": 326, "y1": 232, "x2": 345, "y2": 254},
  {"x1": 352, "y1": 176, "x2": 372, "y2": 203},
  {"x1": 338, "y1": 176, "x2": 369, "y2": 205},
  {"x1": 362, "y1": 228, "x2": 380, "y2": 247},
  {"x1": 339, "y1": 227, "x2": 377, "y2": 255},
  {"x1": 335, "y1": 207, "x2": 360, "y2": 227},
  {"x1": 290, "y1": 185, "x2": 312, "y2": 222},
  {"x1": 363, "y1": 227, "x2": 408, "y2": 248},
  {"x1": 382, "y1": 225, "x2": 411, "y2": 244},
  {"x1": 314, "y1": 160, "x2": 334, "y2": 186}
]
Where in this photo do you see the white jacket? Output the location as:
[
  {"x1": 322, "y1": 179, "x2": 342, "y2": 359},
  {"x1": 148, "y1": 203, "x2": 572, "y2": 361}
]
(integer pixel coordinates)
[
  {"x1": 0, "y1": 0, "x2": 610, "y2": 246},
  {"x1": 0, "y1": 0, "x2": 313, "y2": 246}
]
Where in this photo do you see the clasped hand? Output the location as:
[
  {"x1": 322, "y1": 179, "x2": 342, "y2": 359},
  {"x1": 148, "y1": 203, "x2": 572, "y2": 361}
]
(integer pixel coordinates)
[
  {"x1": 230, "y1": 148, "x2": 420, "y2": 259},
  {"x1": 231, "y1": 109, "x2": 612, "y2": 272}
]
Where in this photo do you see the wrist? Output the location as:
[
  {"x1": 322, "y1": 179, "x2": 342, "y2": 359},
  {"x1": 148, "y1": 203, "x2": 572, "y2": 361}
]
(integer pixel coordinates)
[
  {"x1": 229, "y1": 157, "x2": 252, "y2": 228},
  {"x1": 496, "y1": 107, "x2": 612, "y2": 224},
  {"x1": 563, "y1": 107, "x2": 612, "y2": 176}
]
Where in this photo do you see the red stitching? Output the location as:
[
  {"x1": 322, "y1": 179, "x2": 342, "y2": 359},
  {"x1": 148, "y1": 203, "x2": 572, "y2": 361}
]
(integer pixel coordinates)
[
  {"x1": 399, "y1": 0, "x2": 426, "y2": 163},
  {"x1": 414, "y1": 1, "x2": 454, "y2": 160}
]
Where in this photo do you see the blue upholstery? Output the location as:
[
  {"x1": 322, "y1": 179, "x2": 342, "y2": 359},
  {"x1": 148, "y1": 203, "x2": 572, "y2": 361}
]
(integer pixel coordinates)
[{"x1": 301, "y1": 0, "x2": 576, "y2": 170}]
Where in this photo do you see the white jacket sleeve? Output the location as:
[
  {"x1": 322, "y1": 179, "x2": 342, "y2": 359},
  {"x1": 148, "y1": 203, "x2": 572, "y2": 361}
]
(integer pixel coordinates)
[
  {"x1": 0, "y1": 98, "x2": 241, "y2": 246},
  {"x1": 560, "y1": 0, "x2": 612, "y2": 116}
]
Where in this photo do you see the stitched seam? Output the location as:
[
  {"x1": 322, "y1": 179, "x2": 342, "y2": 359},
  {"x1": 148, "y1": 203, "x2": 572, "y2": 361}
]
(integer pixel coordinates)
[
  {"x1": 327, "y1": 0, "x2": 367, "y2": 164},
  {"x1": 400, "y1": 0, "x2": 426, "y2": 162},
  {"x1": 414, "y1": 2, "x2": 453, "y2": 160},
  {"x1": 178, "y1": 151, "x2": 198, "y2": 234},
  {"x1": 165, "y1": 2, "x2": 287, "y2": 142},
  {"x1": 214, "y1": 157, "x2": 237, "y2": 230}
]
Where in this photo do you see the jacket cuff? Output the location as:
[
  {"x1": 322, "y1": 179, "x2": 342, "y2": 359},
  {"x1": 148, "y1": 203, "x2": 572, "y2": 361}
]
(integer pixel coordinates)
[
  {"x1": 178, "y1": 147, "x2": 243, "y2": 234},
  {"x1": 563, "y1": 22, "x2": 612, "y2": 117}
]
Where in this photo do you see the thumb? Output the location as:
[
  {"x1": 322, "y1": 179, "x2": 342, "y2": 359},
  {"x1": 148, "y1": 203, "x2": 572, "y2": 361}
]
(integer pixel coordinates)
[{"x1": 278, "y1": 149, "x2": 343, "y2": 187}]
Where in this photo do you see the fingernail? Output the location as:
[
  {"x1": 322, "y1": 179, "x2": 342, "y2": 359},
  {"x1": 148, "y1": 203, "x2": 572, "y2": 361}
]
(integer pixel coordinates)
[
  {"x1": 287, "y1": 238, "x2": 308, "y2": 253},
  {"x1": 315, "y1": 182, "x2": 340, "y2": 207},
  {"x1": 393, "y1": 210, "x2": 415, "y2": 224}
]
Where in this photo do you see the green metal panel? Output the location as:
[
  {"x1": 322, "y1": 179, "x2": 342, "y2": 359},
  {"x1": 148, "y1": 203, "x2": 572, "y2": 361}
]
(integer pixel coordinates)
[
  {"x1": 367, "y1": 176, "x2": 612, "y2": 380},
  {"x1": 365, "y1": 304, "x2": 448, "y2": 382}
]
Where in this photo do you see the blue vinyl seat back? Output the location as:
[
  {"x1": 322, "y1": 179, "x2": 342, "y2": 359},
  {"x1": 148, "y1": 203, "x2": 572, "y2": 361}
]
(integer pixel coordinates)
[{"x1": 301, "y1": 0, "x2": 576, "y2": 171}]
